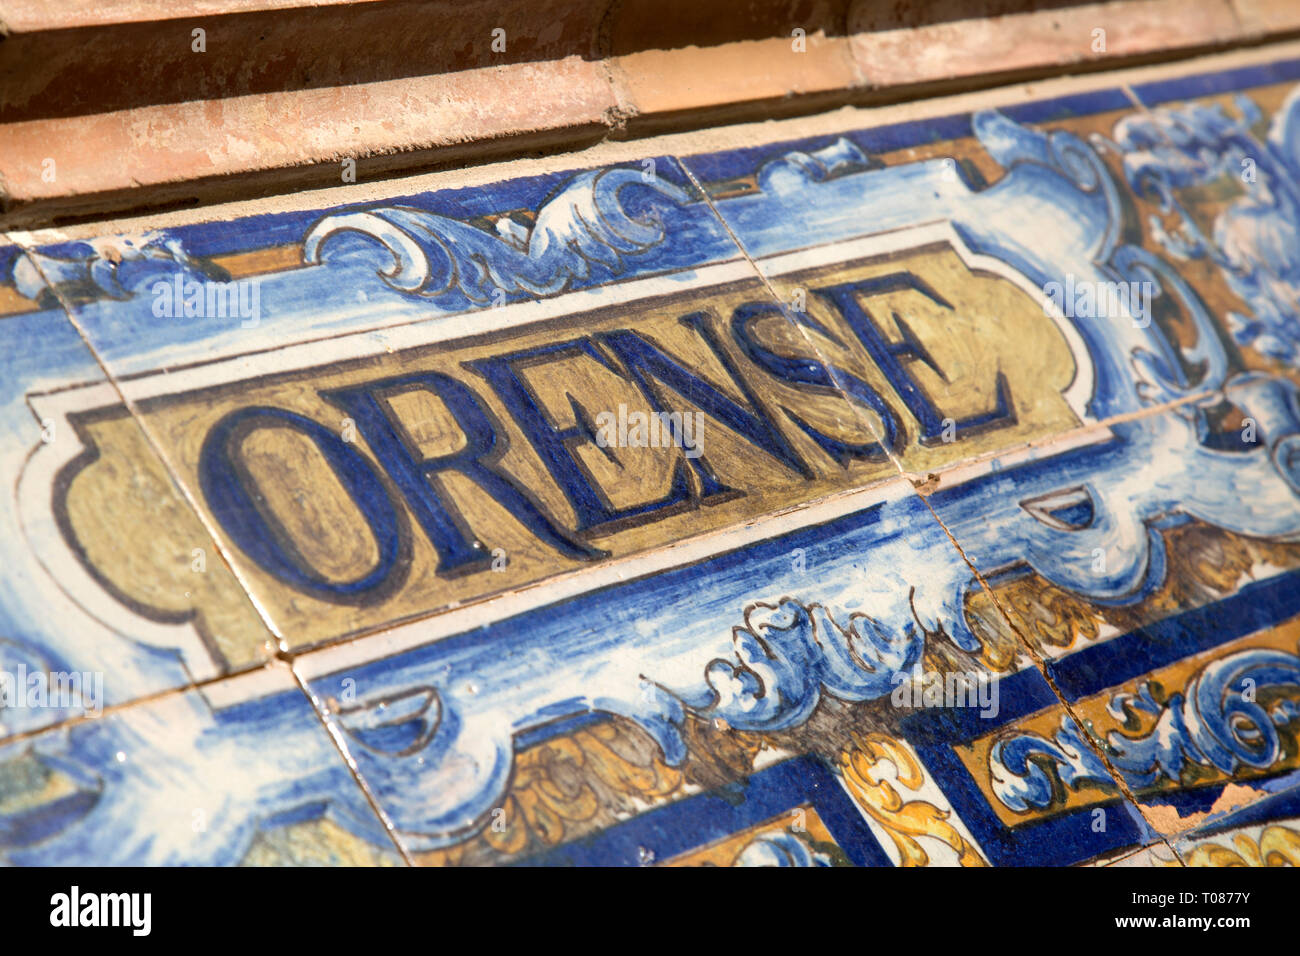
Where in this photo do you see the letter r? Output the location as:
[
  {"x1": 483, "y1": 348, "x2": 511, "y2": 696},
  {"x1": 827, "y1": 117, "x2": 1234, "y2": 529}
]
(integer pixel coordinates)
[{"x1": 323, "y1": 371, "x2": 603, "y2": 574}]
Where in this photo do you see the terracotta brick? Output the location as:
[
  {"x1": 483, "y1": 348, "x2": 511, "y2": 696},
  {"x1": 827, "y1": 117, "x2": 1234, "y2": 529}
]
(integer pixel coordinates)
[
  {"x1": 0, "y1": 0, "x2": 608, "y2": 122},
  {"x1": 848, "y1": 0, "x2": 1244, "y2": 89},
  {"x1": 607, "y1": 0, "x2": 860, "y2": 129},
  {"x1": 0, "y1": 59, "x2": 616, "y2": 225},
  {"x1": 611, "y1": 35, "x2": 861, "y2": 128},
  {"x1": 1232, "y1": 0, "x2": 1300, "y2": 36}
]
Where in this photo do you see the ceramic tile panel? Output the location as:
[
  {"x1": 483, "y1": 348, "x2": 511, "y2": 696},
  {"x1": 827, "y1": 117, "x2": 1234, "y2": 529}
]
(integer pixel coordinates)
[
  {"x1": 1125, "y1": 57, "x2": 1300, "y2": 388},
  {"x1": 7, "y1": 46, "x2": 1300, "y2": 867},
  {"x1": 7, "y1": 158, "x2": 892, "y2": 654},
  {"x1": 0, "y1": 238, "x2": 277, "y2": 735},
  {"x1": 0, "y1": 665, "x2": 402, "y2": 865},
  {"x1": 919, "y1": 386, "x2": 1300, "y2": 844},
  {"x1": 917, "y1": 392, "x2": 1300, "y2": 848},
  {"x1": 1036, "y1": 585, "x2": 1300, "y2": 844},
  {"x1": 677, "y1": 52, "x2": 1300, "y2": 863},
  {"x1": 295, "y1": 482, "x2": 1154, "y2": 867}
]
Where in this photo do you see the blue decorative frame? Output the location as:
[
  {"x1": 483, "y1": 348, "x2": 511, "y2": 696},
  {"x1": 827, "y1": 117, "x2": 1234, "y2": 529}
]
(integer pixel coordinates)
[{"x1": 5, "y1": 59, "x2": 1300, "y2": 864}]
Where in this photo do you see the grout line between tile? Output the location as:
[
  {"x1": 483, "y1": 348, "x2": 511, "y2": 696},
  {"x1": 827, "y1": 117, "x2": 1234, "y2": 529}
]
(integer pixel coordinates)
[
  {"x1": 5, "y1": 232, "x2": 290, "y2": 649},
  {"x1": 6, "y1": 228, "x2": 421, "y2": 864},
  {"x1": 675, "y1": 153, "x2": 1211, "y2": 859},
  {"x1": 289, "y1": 664, "x2": 417, "y2": 866}
]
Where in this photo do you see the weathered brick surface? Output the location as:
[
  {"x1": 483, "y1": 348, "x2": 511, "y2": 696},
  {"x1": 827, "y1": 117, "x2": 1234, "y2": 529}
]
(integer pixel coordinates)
[
  {"x1": 1, "y1": 0, "x2": 1295, "y2": 226},
  {"x1": 848, "y1": 0, "x2": 1242, "y2": 88},
  {"x1": 605, "y1": 0, "x2": 859, "y2": 129},
  {"x1": 1232, "y1": 0, "x2": 1300, "y2": 36}
]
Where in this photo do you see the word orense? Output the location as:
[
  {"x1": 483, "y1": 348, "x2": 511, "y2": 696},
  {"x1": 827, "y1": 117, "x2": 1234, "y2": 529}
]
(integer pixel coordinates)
[{"x1": 191, "y1": 271, "x2": 1018, "y2": 601}]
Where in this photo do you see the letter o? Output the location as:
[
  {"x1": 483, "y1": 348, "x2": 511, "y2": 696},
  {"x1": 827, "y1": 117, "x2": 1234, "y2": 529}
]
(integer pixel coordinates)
[{"x1": 199, "y1": 406, "x2": 408, "y2": 602}]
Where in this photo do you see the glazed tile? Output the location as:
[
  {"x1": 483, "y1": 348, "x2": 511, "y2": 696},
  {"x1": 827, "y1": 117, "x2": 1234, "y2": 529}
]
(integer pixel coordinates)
[
  {"x1": 1050, "y1": 611, "x2": 1300, "y2": 841},
  {"x1": 682, "y1": 51, "x2": 1300, "y2": 861},
  {"x1": 9, "y1": 49, "x2": 1300, "y2": 866},
  {"x1": 674, "y1": 61, "x2": 1300, "y2": 732},
  {"x1": 294, "y1": 482, "x2": 1154, "y2": 866},
  {"x1": 13, "y1": 157, "x2": 740, "y2": 378},
  {"x1": 677, "y1": 84, "x2": 1222, "y2": 481},
  {"x1": 0, "y1": 239, "x2": 275, "y2": 735},
  {"x1": 1124, "y1": 56, "x2": 1300, "y2": 386},
  {"x1": 930, "y1": 403, "x2": 1300, "y2": 652},
  {"x1": 7, "y1": 158, "x2": 893, "y2": 654},
  {"x1": 927, "y1": 399, "x2": 1300, "y2": 841},
  {"x1": 0, "y1": 665, "x2": 403, "y2": 865}
]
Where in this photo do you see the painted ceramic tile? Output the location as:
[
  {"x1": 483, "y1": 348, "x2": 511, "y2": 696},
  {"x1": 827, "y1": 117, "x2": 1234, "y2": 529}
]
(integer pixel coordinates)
[
  {"x1": 1170, "y1": 781, "x2": 1300, "y2": 865},
  {"x1": 677, "y1": 55, "x2": 1300, "y2": 862},
  {"x1": 1031, "y1": 594, "x2": 1300, "y2": 845},
  {"x1": 7, "y1": 49, "x2": 1300, "y2": 866},
  {"x1": 6, "y1": 157, "x2": 893, "y2": 655},
  {"x1": 0, "y1": 665, "x2": 401, "y2": 865},
  {"x1": 1124, "y1": 57, "x2": 1300, "y2": 386},
  {"x1": 296, "y1": 483, "x2": 1154, "y2": 866},
  {"x1": 679, "y1": 69, "x2": 1300, "y2": 858},
  {"x1": 0, "y1": 240, "x2": 276, "y2": 733}
]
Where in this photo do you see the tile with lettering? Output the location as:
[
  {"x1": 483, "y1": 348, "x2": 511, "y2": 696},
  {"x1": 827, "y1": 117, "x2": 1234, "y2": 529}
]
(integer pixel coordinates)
[
  {"x1": 682, "y1": 52, "x2": 1300, "y2": 864},
  {"x1": 0, "y1": 666, "x2": 402, "y2": 865},
  {"x1": 0, "y1": 240, "x2": 275, "y2": 735},
  {"x1": 13, "y1": 50, "x2": 1300, "y2": 866},
  {"x1": 678, "y1": 66, "x2": 1300, "y2": 673},
  {"x1": 7, "y1": 159, "x2": 895, "y2": 655},
  {"x1": 677, "y1": 85, "x2": 1198, "y2": 479}
]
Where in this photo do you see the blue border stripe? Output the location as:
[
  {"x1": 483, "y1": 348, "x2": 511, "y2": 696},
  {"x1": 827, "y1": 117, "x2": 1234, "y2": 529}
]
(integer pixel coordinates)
[
  {"x1": 1047, "y1": 567, "x2": 1300, "y2": 700},
  {"x1": 517, "y1": 756, "x2": 891, "y2": 867},
  {"x1": 999, "y1": 88, "x2": 1133, "y2": 123},
  {"x1": 1273, "y1": 58, "x2": 1300, "y2": 83},
  {"x1": 900, "y1": 667, "x2": 1150, "y2": 865},
  {"x1": 1133, "y1": 62, "x2": 1281, "y2": 105}
]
